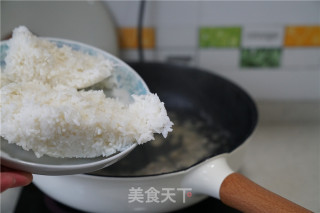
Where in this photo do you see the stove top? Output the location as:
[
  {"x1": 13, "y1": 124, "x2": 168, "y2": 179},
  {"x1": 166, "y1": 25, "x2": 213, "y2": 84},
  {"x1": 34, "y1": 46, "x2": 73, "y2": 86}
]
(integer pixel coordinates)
[{"x1": 14, "y1": 184, "x2": 240, "y2": 213}]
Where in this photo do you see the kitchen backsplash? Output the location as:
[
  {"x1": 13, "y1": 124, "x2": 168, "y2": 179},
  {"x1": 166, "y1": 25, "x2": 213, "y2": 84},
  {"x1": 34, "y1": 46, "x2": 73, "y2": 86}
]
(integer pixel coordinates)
[
  {"x1": 106, "y1": 1, "x2": 320, "y2": 101},
  {"x1": 1, "y1": 1, "x2": 319, "y2": 101}
]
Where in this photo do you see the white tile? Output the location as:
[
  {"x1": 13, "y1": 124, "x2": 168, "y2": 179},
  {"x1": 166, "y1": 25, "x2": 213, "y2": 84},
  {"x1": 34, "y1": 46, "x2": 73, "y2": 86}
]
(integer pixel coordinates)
[
  {"x1": 156, "y1": 49, "x2": 197, "y2": 66},
  {"x1": 212, "y1": 70, "x2": 320, "y2": 101},
  {"x1": 198, "y1": 49, "x2": 240, "y2": 72},
  {"x1": 104, "y1": 1, "x2": 139, "y2": 26},
  {"x1": 106, "y1": 1, "x2": 320, "y2": 28},
  {"x1": 282, "y1": 49, "x2": 320, "y2": 70},
  {"x1": 199, "y1": 1, "x2": 320, "y2": 25},
  {"x1": 242, "y1": 25, "x2": 284, "y2": 48},
  {"x1": 156, "y1": 27, "x2": 198, "y2": 48},
  {"x1": 105, "y1": 1, "x2": 157, "y2": 27},
  {"x1": 256, "y1": 101, "x2": 320, "y2": 124},
  {"x1": 154, "y1": 1, "x2": 199, "y2": 27},
  {"x1": 119, "y1": 49, "x2": 155, "y2": 62}
]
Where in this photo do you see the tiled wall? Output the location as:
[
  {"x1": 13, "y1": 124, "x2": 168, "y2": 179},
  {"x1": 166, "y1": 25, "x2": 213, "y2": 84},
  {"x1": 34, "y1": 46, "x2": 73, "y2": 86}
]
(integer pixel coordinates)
[{"x1": 106, "y1": 1, "x2": 320, "y2": 100}]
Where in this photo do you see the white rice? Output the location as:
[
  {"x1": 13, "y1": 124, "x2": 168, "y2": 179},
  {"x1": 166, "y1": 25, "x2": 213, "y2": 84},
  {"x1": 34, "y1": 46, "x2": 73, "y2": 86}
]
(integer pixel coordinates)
[
  {"x1": 1, "y1": 26, "x2": 113, "y2": 89},
  {"x1": 0, "y1": 26, "x2": 173, "y2": 158}
]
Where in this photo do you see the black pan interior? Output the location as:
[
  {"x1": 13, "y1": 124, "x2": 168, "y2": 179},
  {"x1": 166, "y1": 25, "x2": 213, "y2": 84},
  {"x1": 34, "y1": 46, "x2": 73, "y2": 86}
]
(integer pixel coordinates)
[{"x1": 88, "y1": 62, "x2": 258, "y2": 177}]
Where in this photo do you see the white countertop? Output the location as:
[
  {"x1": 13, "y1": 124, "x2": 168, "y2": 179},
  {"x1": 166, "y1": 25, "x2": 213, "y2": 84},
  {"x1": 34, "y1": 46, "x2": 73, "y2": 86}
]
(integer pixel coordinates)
[
  {"x1": 241, "y1": 101, "x2": 320, "y2": 212},
  {"x1": 1, "y1": 101, "x2": 319, "y2": 212}
]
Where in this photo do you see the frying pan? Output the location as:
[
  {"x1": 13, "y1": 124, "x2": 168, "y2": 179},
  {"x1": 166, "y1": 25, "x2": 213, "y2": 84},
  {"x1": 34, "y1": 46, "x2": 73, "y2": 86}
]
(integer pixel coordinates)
[{"x1": 32, "y1": 62, "x2": 310, "y2": 212}]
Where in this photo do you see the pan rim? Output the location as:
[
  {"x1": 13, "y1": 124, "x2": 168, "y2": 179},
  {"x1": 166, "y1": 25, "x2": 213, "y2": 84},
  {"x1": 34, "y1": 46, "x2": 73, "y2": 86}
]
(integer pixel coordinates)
[
  {"x1": 81, "y1": 153, "x2": 230, "y2": 180},
  {"x1": 84, "y1": 62, "x2": 259, "y2": 179}
]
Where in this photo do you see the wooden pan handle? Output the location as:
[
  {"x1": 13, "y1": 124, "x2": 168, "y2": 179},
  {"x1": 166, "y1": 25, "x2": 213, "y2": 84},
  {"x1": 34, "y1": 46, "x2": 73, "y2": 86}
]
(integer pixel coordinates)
[{"x1": 220, "y1": 173, "x2": 312, "y2": 213}]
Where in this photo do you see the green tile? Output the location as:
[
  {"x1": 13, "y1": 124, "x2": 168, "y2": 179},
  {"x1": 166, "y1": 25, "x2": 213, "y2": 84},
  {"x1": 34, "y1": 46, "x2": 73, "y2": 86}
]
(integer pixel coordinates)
[
  {"x1": 199, "y1": 27, "x2": 241, "y2": 48},
  {"x1": 240, "y1": 48, "x2": 282, "y2": 68}
]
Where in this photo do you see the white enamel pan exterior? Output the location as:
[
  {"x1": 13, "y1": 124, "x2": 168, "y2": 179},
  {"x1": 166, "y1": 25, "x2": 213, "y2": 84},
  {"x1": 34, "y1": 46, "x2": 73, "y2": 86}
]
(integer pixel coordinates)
[{"x1": 33, "y1": 141, "x2": 248, "y2": 213}]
